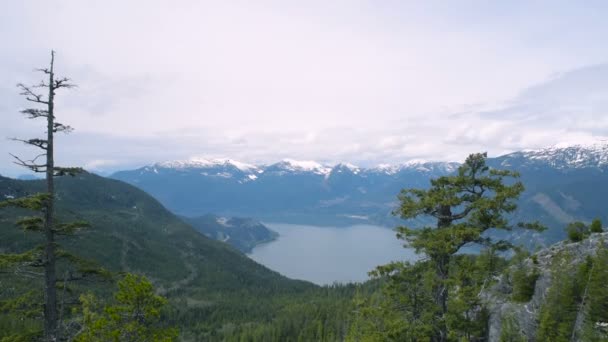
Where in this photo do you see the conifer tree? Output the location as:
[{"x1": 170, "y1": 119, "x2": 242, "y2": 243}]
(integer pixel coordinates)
[
  {"x1": 0, "y1": 50, "x2": 87, "y2": 341},
  {"x1": 391, "y1": 152, "x2": 541, "y2": 341},
  {"x1": 76, "y1": 274, "x2": 178, "y2": 342},
  {"x1": 590, "y1": 218, "x2": 603, "y2": 233}
]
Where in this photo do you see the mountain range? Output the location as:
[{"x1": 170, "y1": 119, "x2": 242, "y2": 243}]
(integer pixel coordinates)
[
  {"x1": 110, "y1": 142, "x2": 608, "y2": 245},
  {"x1": 111, "y1": 158, "x2": 458, "y2": 227}
]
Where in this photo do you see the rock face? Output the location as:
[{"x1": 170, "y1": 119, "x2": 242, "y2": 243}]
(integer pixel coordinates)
[{"x1": 484, "y1": 232, "x2": 608, "y2": 341}]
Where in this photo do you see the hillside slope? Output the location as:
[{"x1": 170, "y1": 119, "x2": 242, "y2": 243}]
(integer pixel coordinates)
[
  {"x1": 0, "y1": 173, "x2": 312, "y2": 296},
  {"x1": 1, "y1": 174, "x2": 370, "y2": 341}
]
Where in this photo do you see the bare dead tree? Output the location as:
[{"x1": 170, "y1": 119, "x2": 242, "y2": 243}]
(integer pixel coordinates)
[{"x1": 11, "y1": 50, "x2": 81, "y2": 341}]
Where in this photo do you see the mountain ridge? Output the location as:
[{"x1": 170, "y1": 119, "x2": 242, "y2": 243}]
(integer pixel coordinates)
[{"x1": 111, "y1": 142, "x2": 608, "y2": 244}]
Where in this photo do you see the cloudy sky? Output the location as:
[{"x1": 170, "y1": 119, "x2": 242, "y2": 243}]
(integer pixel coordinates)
[{"x1": 2, "y1": 1, "x2": 608, "y2": 176}]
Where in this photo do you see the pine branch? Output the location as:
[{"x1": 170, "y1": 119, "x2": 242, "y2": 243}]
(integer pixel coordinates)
[
  {"x1": 54, "y1": 77, "x2": 76, "y2": 89},
  {"x1": 0, "y1": 193, "x2": 50, "y2": 211},
  {"x1": 54, "y1": 221, "x2": 89, "y2": 235},
  {"x1": 0, "y1": 250, "x2": 38, "y2": 269},
  {"x1": 20, "y1": 108, "x2": 49, "y2": 118},
  {"x1": 53, "y1": 167, "x2": 84, "y2": 177},
  {"x1": 15, "y1": 265, "x2": 45, "y2": 278},
  {"x1": 16, "y1": 216, "x2": 45, "y2": 232},
  {"x1": 11, "y1": 138, "x2": 49, "y2": 150},
  {"x1": 55, "y1": 249, "x2": 113, "y2": 280},
  {"x1": 54, "y1": 122, "x2": 73, "y2": 133},
  {"x1": 517, "y1": 221, "x2": 547, "y2": 232}
]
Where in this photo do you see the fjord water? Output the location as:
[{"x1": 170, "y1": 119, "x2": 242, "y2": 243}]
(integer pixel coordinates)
[{"x1": 248, "y1": 223, "x2": 418, "y2": 285}]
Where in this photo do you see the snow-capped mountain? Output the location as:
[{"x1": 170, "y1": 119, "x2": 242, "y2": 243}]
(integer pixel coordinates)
[
  {"x1": 111, "y1": 157, "x2": 462, "y2": 226},
  {"x1": 265, "y1": 159, "x2": 332, "y2": 176},
  {"x1": 369, "y1": 161, "x2": 460, "y2": 175},
  {"x1": 139, "y1": 157, "x2": 461, "y2": 179},
  {"x1": 496, "y1": 142, "x2": 608, "y2": 170},
  {"x1": 156, "y1": 157, "x2": 259, "y2": 172},
  {"x1": 111, "y1": 143, "x2": 608, "y2": 243}
]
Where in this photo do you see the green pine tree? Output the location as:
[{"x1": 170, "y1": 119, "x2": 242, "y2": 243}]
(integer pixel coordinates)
[
  {"x1": 391, "y1": 152, "x2": 538, "y2": 341},
  {"x1": 590, "y1": 218, "x2": 603, "y2": 233},
  {"x1": 75, "y1": 273, "x2": 178, "y2": 342}
]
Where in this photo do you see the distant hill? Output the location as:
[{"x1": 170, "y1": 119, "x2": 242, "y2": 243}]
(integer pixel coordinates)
[
  {"x1": 111, "y1": 142, "x2": 608, "y2": 245},
  {"x1": 181, "y1": 214, "x2": 278, "y2": 253},
  {"x1": 0, "y1": 173, "x2": 312, "y2": 296}
]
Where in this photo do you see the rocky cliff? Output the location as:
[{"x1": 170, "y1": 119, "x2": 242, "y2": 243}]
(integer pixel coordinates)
[{"x1": 484, "y1": 232, "x2": 608, "y2": 341}]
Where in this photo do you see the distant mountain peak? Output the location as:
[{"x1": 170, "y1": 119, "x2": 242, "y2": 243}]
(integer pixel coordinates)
[
  {"x1": 502, "y1": 140, "x2": 608, "y2": 169},
  {"x1": 156, "y1": 157, "x2": 259, "y2": 172},
  {"x1": 371, "y1": 161, "x2": 460, "y2": 175},
  {"x1": 272, "y1": 159, "x2": 332, "y2": 175},
  {"x1": 333, "y1": 163, "x2": 361, "y2": 174}
]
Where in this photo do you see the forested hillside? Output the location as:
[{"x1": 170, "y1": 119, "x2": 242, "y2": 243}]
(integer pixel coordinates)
[{"x1": 0, "y1": 173, "x2": 357, "y2": 340}]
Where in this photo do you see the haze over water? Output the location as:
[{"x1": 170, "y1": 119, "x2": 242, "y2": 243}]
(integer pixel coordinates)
[{"x1": 248, "y1": 223, "x2": 418, "y2": 285}]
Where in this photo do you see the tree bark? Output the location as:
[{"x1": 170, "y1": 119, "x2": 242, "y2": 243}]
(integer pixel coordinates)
[
  {"x1": 43, "y1": 50, "x2": 58, "y2": 341},
  {"x1": 433, "y1": 204, "x2": 453, "y2": 342}
]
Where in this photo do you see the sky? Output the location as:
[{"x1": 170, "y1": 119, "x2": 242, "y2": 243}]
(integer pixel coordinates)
[{"x1": 2, "y1": 1, "x2": 608, "y2": 177}]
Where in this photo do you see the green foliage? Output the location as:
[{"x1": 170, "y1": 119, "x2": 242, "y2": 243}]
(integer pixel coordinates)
[
  {"x1": 499, "y1": 312, "x2": 526, "y2": 342},
  {"x1": 590, "y1": 218, "x2": 603, "y2": 233},
  {"x1": 0, "y1": 193, "x2": 50, "y2": 211},
  {"x1": 378, "y1": 152, "x2": 527, "y2": 341},
  {"x1": 348, "y1": 254, "x2": 501, "y2": 341},
  {"x1": 566, "y1": 221, "x2": 589, "y2": 242},
  {"x1": 581, "y1": 244, "x2": 608, "y2": 341},
  {"x1": 537, "y1": 253, "x2": 592, "y2": 341},
  {"x1": 3, "y1": 174, "x2": 355, "y2": 340},
  {"x1": 511, "y1": 265, "x2": 539, "y2": 303},
  {"x1": 75, "y1": 274, "x2": 178, "y2": 342}
]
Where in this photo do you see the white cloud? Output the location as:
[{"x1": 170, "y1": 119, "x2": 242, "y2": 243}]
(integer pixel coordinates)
[{"x1": 2, "y1": 1, "x2": 608, "y2": 176}]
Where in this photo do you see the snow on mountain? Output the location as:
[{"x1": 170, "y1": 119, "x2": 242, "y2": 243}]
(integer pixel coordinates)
[
  {"x1": 269, "y1": 159, "x2": 332, "y2": 175},
  {"x1": 370, "y1": 161, "x2": 460, "y2": 175},
  {"x1": 332, "y1": 163, "x2": 361, "y2": 174},
  {"x1": 149, "y1": 157, "x2": 465, "y2": 177},
  {"x1": 500, "y1": 141, "x2": 608, "y2": 169},
  {"x1": 156, "y1": 157, "x2": 259, "y2": 172}
]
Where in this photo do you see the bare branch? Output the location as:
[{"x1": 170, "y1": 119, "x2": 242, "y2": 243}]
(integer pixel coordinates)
[
  {"x1": 33, "y1": 81, "x2": 50, "y2": 88},
  {"x1": 35, "y1": 68, "x2": 51, "y2": 75},
  {"x1": 30, "y1": 153, "x2": 47, "y2": 164},
  {"x1": 10, "y1": 153, "x2": 47, "y2": 173},
  {"x1": 17, "y1": 83, "x2": 49, "y2": 104}
]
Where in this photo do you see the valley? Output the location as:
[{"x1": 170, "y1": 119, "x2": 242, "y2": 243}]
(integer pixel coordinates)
[{"x1": 3, "y1": 9, "x2": 608, "y2": 339}]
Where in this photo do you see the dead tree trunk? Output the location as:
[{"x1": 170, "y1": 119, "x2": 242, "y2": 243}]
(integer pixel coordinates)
[{"x1": 43, "y1": 51, "x2": 58, "y2": 341}]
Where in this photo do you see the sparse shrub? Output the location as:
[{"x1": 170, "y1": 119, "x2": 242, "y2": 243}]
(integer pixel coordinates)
[
  {"x1": 590, "y1": 218, "x2": 604, "y2": 233},
  {"x1": 566, "y1": 221, "x2": 588, "y2": 242}
]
